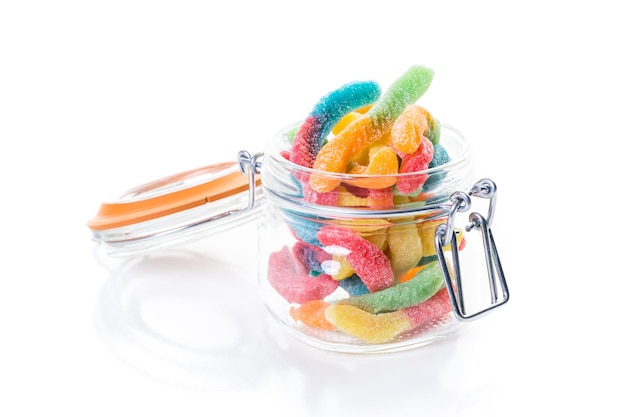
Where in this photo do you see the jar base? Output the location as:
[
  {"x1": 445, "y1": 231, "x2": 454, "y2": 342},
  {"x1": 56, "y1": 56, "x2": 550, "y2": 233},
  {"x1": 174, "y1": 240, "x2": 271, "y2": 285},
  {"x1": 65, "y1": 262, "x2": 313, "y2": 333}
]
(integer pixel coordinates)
[{"x1": 270, "y1": 309, "x2": 462, "y2": 354}]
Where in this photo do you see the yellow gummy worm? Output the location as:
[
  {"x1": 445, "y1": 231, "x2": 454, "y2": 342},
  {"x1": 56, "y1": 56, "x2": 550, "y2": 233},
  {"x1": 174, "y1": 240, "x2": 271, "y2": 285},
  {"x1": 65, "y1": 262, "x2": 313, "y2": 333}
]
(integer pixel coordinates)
[
  {"x1": 417, "y1": 219, "x2": 464, "y2": 257},
  {"x1": 387, "y1": 222, "x2": 423, "y2": 277},
  {"x1": 324, "y1": 304, "x2": 412, "y2": 344}
]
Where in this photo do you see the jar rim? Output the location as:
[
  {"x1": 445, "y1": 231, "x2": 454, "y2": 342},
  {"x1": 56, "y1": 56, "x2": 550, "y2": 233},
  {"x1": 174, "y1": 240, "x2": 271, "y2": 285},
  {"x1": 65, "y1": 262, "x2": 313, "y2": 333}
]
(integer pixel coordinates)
[{"x1": 266, "y1": 121, "x2": 472, "y2": 181}]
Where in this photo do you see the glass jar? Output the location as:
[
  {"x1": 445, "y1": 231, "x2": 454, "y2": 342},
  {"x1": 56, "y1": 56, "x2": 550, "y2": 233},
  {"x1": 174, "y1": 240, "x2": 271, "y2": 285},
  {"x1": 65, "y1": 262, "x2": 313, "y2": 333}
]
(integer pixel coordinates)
[
  {"x1": 256, "y1": 122, "x2": 508, "y2": 353},
  {"x1": 87, "y1": 122, "x2": 508, "y2": 354}
]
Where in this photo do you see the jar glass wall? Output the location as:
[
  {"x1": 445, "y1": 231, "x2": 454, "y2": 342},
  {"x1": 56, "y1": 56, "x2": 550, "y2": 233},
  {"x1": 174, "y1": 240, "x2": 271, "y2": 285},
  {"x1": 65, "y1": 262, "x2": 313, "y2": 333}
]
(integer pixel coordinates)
[{"x1": 258, "y1": 122, "x2": 477, "y2": 353}]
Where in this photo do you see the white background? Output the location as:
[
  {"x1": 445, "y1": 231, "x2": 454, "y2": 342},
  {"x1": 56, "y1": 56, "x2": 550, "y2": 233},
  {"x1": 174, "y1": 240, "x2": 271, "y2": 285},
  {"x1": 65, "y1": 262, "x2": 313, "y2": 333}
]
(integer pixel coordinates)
[{"x1": 1, "y1": 1, "x2": 624, "y2": 416}]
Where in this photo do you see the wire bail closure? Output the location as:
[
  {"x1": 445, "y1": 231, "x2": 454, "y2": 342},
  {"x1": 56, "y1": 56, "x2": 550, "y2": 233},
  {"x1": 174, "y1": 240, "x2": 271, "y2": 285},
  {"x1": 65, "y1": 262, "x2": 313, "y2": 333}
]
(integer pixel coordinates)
[
  {"x1": 435, "y1": 179, "x2": 509, "y2": 321},
  {"x1": 237, "y1": 150, "x2": 263, "y2": 214}
]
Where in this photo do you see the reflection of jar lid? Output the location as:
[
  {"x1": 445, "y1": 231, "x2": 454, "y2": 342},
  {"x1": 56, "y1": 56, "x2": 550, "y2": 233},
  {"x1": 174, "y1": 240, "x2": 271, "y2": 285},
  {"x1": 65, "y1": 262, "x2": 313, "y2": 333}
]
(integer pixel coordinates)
[{"x1": 87, "y1": 155, "x2": 263, "y2": 257}]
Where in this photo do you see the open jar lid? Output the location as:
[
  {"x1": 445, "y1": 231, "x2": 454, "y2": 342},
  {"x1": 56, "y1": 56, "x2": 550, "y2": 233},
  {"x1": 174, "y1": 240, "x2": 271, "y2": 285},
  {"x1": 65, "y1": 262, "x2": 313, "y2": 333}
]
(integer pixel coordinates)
[{"x1": 87, "y1": 153, "x2": 264, "y2": 257}]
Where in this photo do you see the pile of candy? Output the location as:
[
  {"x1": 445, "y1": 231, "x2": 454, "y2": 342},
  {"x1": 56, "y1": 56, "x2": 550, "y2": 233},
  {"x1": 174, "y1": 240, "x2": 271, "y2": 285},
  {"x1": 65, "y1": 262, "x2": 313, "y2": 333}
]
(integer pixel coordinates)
[{"x1": 266, "y1": 66, "x2": 463, "y2": 344}]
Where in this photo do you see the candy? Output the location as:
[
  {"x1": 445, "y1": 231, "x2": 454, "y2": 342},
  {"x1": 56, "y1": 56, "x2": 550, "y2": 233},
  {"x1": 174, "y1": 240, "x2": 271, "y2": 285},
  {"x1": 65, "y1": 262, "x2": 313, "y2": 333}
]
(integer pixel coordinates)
[
  {"x1": 310, "y1": 66, "x2": 435, "y2": 192},
  {"x1": 324, "y1": 287, "x2": 452, "y2": 343},
  {"x1": 317, "y1": 226, "x2": 394, "y2": 292},
  {"x1": 293, "y1": 240, "x2": 331, "y2": 274},
  {"x1": 324, "y1": 304, "x2": 412, "y2": 343},
  {"x1": 290, "y1": 81, "x2": 381, "y2": 169},
  {"x1": 403, "y1": 287, "x2": 452, "y2": 327},
  {"x1": 268, "y1": 246, "x2": 339, "y2": 304},
  {"x1": 390, "y1": 104, "x2": 429, "y2": 155},
  {"x1": 396, "y1": 136, "x2": 435, "y2": 194},
  {"x1": 422, "y1": 143, "x2": 451, "y2": 192},
  {"x1": 338, "y1": 274, "x2": 370, "y2": 296},
  {"x1": 337, "y1": 185, "x2": 394, "y2": 209},
  {"x1": 266, "y1": 65, "x2": 466, "y2": 345},
  {"x1": 323, "y1": 254, "x2": 354, "y2": 280},
  {"x1": 338, "y1": 260, "x2": 443, "y2": 313},
  {"x1": 290, "y1": 300, "x2": 335, "y2": 330},
  {"x1": 387, "y1": 221, "x2": 423, "y2": 277},
  {"x1": 344, "y1": 145, "x2": 398, "y2": 189}
]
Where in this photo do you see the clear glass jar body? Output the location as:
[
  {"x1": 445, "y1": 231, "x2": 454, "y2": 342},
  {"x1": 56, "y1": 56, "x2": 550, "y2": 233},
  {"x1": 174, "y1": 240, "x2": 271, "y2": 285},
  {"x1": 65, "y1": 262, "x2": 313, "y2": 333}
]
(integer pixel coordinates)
[{"x1": 258, "y1": 122, "x2": 475, "y2": 353}]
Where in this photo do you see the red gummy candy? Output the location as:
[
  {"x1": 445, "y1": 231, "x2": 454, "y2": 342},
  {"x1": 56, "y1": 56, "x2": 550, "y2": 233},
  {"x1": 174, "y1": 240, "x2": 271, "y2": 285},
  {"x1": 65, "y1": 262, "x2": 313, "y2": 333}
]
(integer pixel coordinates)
[
  {"x1": 396, "y1": 137, "x2": 434, "y2": 194},
  {"x1": 317, "y1": 226, "x2": 394, "y2": 292},
  {"x1": 268, "y1": 246, "x2": 339, "y2": 304},
  {"x1": 404, "y1": 287, "x2": 452, "y2": 326}
]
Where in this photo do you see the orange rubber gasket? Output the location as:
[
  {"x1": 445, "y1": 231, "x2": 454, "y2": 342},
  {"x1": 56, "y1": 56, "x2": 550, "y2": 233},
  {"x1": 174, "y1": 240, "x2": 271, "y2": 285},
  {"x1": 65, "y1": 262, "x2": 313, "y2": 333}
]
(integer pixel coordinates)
[{"x1": 87, "y1": 162, "x2": 261, "y2": 231}]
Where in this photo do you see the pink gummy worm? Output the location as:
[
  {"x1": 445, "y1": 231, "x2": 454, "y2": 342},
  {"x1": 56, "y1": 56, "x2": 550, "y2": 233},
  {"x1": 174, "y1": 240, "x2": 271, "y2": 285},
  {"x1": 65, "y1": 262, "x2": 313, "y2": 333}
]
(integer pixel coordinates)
[
  {"x1": 268, "y1": 246, "x2": 338, "y2": 304},
  {"x1": 403, "y1": 287, "x2": 452, "y2": 326},
  {"x1": 396, "y1": 136, "x2": 435, "y2": 194}
]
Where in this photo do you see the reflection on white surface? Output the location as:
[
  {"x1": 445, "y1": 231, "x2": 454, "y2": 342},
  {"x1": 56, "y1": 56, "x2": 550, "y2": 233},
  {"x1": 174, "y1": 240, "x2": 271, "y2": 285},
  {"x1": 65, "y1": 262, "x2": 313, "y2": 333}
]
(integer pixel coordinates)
[
  {"x1": 91, "y1": 229, "x2": 491, "y2": 416},
  {"x1": 93, "y1": 247, "x2": 273, "y2": 391}
]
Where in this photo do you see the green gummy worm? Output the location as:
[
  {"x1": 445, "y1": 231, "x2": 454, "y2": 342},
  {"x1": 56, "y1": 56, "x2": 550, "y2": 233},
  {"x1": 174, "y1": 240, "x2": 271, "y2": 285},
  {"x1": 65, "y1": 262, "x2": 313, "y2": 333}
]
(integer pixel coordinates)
[
  {"x1": 368, "y1": 65, "x2": 435, "y2": 128},
  {"x1": 338, "y1": 261, "x2": 444, "y2": 314}
]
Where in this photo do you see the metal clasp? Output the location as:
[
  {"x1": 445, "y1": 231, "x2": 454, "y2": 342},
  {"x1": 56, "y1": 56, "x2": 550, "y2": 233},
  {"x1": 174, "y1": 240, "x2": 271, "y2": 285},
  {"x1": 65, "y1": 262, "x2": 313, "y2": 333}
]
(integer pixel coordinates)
[
  {"x1": 237, "y1": 150, "x2": 263, "y2": 212},
  {"x1": 435, "y1": 178, "x2": 509, "y2": 321}
]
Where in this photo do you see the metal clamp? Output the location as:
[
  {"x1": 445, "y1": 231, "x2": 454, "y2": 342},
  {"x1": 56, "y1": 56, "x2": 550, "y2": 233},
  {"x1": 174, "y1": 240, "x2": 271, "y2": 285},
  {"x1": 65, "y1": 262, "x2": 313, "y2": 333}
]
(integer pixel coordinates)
[
  {"x1": 435, "y1": 179, "x2": 509, "y2": 321},
  {"x1": 237, "y1": 150, "x2": 263, "y2": 213}
]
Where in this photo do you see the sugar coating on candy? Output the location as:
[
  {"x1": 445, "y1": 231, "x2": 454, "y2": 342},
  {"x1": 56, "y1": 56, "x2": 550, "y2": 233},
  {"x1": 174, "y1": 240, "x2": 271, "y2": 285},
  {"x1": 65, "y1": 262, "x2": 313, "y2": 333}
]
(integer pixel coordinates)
[
  {"x1": 290, "y1": 81, "x2": 381, "y2": 168},
  {"x1": 387, "y1": 222, "x2": 423, "y2": 277},
  {"x1": 332, "y1": 111, "x2": 361, "y2": 136},
  {"x1": 338, "y1": 274, "x2": 370, "y2": 296},
  {"x1": 338, "y1": 260, "x2": 444, "y2": 313},
  {"x1": 301, "y1": 180, "x2": 340, "y2": 206},
  {"x1": 290, "y1": 300, "x2": 335, "y2": 330},
  {"x1": 317, "y1": 226, "x2": 394, "y2": 292},
  {"x1": 325, "y1": 286, "x2": 452, "y2": 343},
  {"x1": 396, "y1": 137, "x2": 435, "y2": 194},
  {"x1": 422, "y1": 143, "x2": 450, "y2": 192},
  {"x1": 322, "y1": 254, "x2": 354, "y2": 280},
  {"x1": 391, "y1": 104, "x2": 429, "y2": 155},
  {"x1": 344, "y1": 145, "x2": 398, "y2": 189},
  {"x1": 404, "y1": 287, "x2": 452, "y2": 326},
  {"x1": 425, "y1": 114, "x2": 441, "y2": 145},
  {"x1": 310, "y1": 66, "x2": 435, "y2": 192},
  {"x1": 268, "y1": 246, "x2": 339, "y2": 304},
  {"x1": 369, "y1": 65, "x2": 435, "y2": 127},
  {"x1": 324, "y1": 304, "x2": 412, "y2": 344}
]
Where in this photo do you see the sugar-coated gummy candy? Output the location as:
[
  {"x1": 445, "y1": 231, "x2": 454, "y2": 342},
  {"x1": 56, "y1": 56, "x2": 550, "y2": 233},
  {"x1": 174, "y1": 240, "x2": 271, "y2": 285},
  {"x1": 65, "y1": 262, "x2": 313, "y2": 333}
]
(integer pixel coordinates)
[
  {"x1": 293, "y1": 241, "x2": 331, "y2": 274},
  {"x1": 344, "y1": 145, "x2": 398, "y2": 189},
  {"x1": 338, "y1": 274, "x2": 370, "y2": 296},
  {"x1": 323, "y1": 254, "x2": 354, "y2": 280},
  {"x1": 324, "y1": 287, "x2": 452, "y2": 343},
  {"x1": 338, "y1": 260, "x2": 443, "y2": 313},
  {"x1": 422, "y1": 143, "x2": 451, "y2": 192},
  {"x1": 310, "y1": 66, "x2": 435, "y2": 192},
  {"x1": 290, "y1": 300, "x2": 335, "y2": 330},
  {"x1": 387, "y1": 222, "x2": 423, "y2": 277},
  {"x1": 391, "y1": 104, "x2": 429, "y2": 155},
  {"x1": 317, "y1": 226, "x2": 394, "y2": 292},
  {"x1": 290, "y1": 81, "x2": 381, "y2": 169},
  {"x1": 403, "y1": 287, "x2": 452, "y2": 327},
  {"x1": 396, "y1": 136, "x2": 435, "y2": 194},
  {"x1": 324, "y1": 304, "x2": 413, "y2": 344},
  {"x1": 268, "y1": 246, "x2": 339, "y2": 304}
]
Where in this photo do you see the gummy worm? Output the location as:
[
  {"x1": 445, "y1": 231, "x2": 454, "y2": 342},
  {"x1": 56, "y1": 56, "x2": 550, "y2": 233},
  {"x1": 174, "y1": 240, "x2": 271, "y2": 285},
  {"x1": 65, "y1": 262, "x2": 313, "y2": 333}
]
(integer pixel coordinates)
[
  {"x1": 317, "y1": 225, "x2": 395, "y2": 293},
  {"x1": 324, "y1": 287, "x2": 452, "y2": 343},
  {"x1": 338, "y1": 260, "x2": 444, "y2": 313},
  {"x1": 267, "y1": 246, "x2": 339, "y2": 304},
  {"x1": 310, "y1": 65, "x2": 435, "y2": 192},
  {"x1": 290, "y1": 81, "x2": 382, "y2": 168}
]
